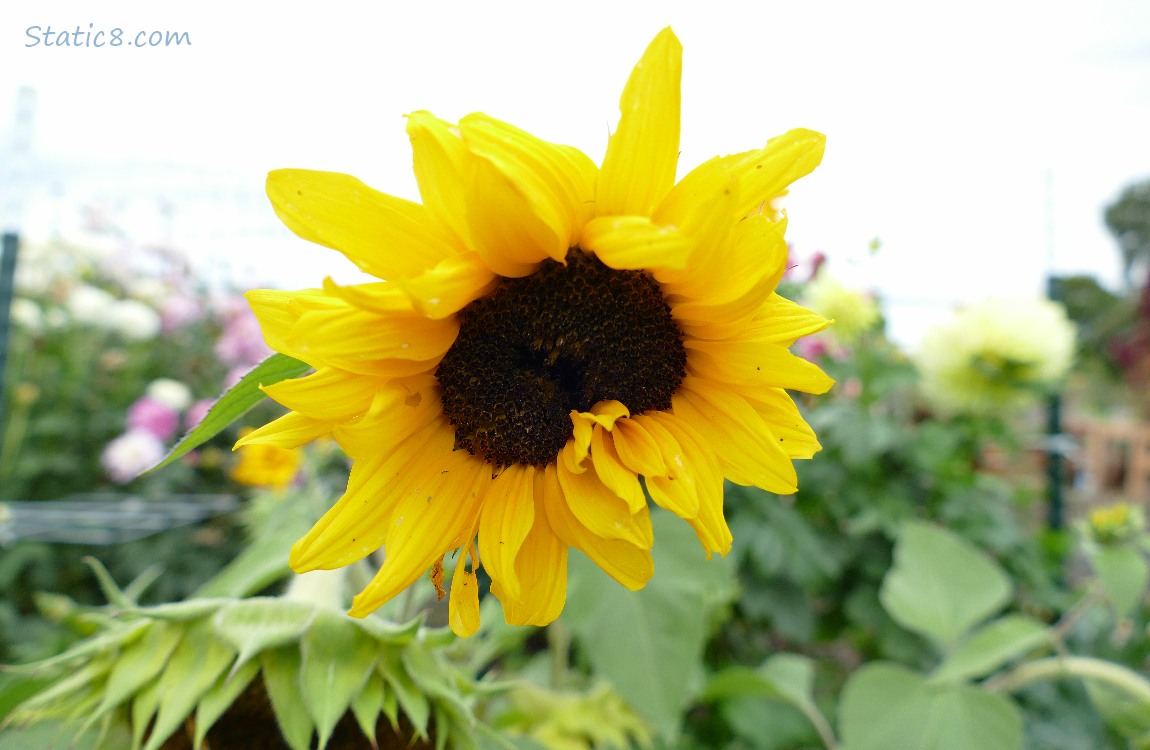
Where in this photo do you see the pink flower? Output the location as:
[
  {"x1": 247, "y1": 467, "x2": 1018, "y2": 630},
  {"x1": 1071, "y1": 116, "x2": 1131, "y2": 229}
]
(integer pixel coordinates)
[
  {"x1": 102, "y1": 430, "x2": 165, "y2": 484},
  {"x1": 215, "y1": 310, "x2": 269, "y2": 368},
  {"x1": 127, "y1": 396, "x2": 180, "y2": 442},
  {"x1": 185, "y1": 398, "x2": 214, "y2": 430},
  {"x1": 160, "y1": 293, "x2": 204, "y2": 332}
]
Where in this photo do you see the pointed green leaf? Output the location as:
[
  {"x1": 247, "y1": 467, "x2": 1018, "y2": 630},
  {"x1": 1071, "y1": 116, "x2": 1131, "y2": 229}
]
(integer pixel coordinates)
[
  {"x1": 147, "y1": 353, "x2": 310, "y2": 474},
  {"x1": 6, "y1": 620, "x2": 149, "y2": 676},
  {"x1": 122, "y1": 565, "x2": 164, "y2": 603},
  {"x1": 130, "y1": 676, "x2": 162, "y2": 750},
  {"x1": 7, "y1": 659, "x2": 110, "y2": 721},
  {"x1": 142, "y1": 621, "x2": 237, "y2": 750},
  {"x1": 193, "y1": 657, "x2": 261, "y2": 749},
  {"x1": 213, "y1": 598, "x2": 316, "y2": 677},
  {"x1": 840, "y1": 662, "x2": 1023, "y2": 750},
  {"x1": 880, "y1": 521, "x2": 1012, "y2": 646},
  {"x1": 93, "y1": 622, "x2": 182, "y2": 719},
  {"x1": 932, "y1": 615, "x2": 1050, "y2": 684},
  {"x1": 81, "y1": 557, "x2": 133, "y2": 608},
  {"x1": 379, "y1": 650, "x2": 430, "y2": 738},
  {"x1": 350, "y1": 672, "x2": 386, "y2": 748},
  {"x1": 299, "y1": 609, "x2": 381, "y2": 749},
  {"x1": 1093, "y1": 545, "x2": 1150, "y2": 619},
  {"x1": 262, "y1": 646, "x2": 315, "y2": 750}
]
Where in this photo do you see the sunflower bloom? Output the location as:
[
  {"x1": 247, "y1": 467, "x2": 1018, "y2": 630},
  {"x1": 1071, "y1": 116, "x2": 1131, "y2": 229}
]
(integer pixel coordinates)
[{"x1": 240, "y1": 28, "x2": 832, "y2": 636}]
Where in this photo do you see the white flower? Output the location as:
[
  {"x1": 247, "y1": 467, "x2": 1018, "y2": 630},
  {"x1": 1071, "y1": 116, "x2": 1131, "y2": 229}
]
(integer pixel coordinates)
[
  {"x1": 101, "y1": 430, "x2": 165, "y2": 484},
  {"x1": 9, "y1": 298, "x2": 43, "y2": 332},
  {"x1": 915, "y1": 297, "x2": 1077, "y2": 415},
  {"x1": 146, "y1": 378, "x2": 193, "y2": 411},
  {"x1": 105, "y1": 299, "x2": 161, "y2": 341},
  {"x1": 65, "y1": 284, "x2": 118, "y2": 323}
]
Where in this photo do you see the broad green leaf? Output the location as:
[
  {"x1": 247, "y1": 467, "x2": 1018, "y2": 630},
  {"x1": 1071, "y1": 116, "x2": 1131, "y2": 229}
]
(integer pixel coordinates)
[
  {"x1": 880, "y1": 521, "x2": 1011, "y2": 646},
  {"x1": 143, "y1": 621, "x2": 237, "y2": 750},
  {"x1": 562, "y1": 510, "x2": 736, "y2": 737},
  {"x1": 213, "y1": 598, "x2": 316, "y2": 676},
  {"x1": 1093, "y1": 546, "x2": 1150, "y2": 619},
  {"x1": 262, "y1": 646, "x2": 315, "y2": 750},
  {"x1": 932, "y1": 615, "x2": 1050, "y2": 683},
  {"x1": 700, "y1": 666, "x2": 785, "y2": 702},
  {"x1": 147, "y1": 353, "x2": 310, "y2": 473},
  {"x1": 760, "y1": 653, "x2": 816, "y2": 709},
  {"x1": 298, "y1": 609, "x2": 381, "y2": 749},
  {"x1": 193, "y1": 658, "x2": 261, "y2": 749},
  {"x1": 839, "y1": 662, "x2": 1023, "y2": 750}
]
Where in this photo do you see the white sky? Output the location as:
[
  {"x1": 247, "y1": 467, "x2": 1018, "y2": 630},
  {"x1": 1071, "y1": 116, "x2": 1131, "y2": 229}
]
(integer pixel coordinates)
[{"x1": 2, "y1": 0, "x2": 1149, "y2": 346}]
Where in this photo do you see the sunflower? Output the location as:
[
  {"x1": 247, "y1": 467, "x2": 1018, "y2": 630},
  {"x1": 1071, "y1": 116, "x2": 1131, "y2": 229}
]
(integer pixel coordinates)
[{"x1": 239, "y1": 27, "x2": 832, "y2": 636}]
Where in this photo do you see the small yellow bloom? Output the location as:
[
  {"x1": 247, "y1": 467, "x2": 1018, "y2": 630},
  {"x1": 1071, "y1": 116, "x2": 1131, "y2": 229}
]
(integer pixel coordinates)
[
  {"x1": 230, "y1": 432, "x2": 301, "y2": 489},
  {"x1": 1089, "y1": 503, "x2": 1145, "y2": 544},
  {"x1": 241, "y1": 28, "x2": 831, "y2": 635}
]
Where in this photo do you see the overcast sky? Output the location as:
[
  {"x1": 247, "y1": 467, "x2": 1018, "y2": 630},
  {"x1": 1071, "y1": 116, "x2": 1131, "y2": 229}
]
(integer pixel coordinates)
[{"x1": 2, "y1": 0, "x2": 1149, "y2": 345}]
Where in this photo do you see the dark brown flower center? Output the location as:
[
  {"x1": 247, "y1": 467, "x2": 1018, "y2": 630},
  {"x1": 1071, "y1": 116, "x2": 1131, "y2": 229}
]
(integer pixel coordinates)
[{"x1": 435, "y1": 248, "x2": 686, "y2": 467}]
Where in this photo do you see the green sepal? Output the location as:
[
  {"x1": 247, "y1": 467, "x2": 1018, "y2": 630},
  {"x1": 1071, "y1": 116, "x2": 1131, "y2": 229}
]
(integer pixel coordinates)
[
  {"x1": 193, "y1": 657, "x2": 261, "y2": 749},
  {"x1": 379, "y1": 650, "x2": 431, "y2": 739},
  {"x1": 262, "y1": 646, "x2": 315, "y2": 750},
  {"x1": 142, "y1": 620, "x2": 237, "y2": 750},
  {"x1": 213, "y1": 598, "x2": 317, "y2": 678},
  {"x1": 350, "y1": 672, "x2": 386, "y2": 749},
  {"x1": 299, "y1": 608, "x2": 381, "y2": 749},
  {"x1": 91, "y1": 622, "x2": 182, "y2": 723}
]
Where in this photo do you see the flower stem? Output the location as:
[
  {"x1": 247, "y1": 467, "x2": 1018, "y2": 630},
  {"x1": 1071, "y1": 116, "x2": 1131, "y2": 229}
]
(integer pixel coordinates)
[
  {"x1": 985, "y1": 656, "x2": 1150, "y2": 704},
  {"x1": 549, "y1": 620, "x2": 571, "y2": 691}
]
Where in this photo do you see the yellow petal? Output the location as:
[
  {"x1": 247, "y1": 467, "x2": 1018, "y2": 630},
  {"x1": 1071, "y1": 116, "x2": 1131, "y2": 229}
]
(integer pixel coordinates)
[
  {"x1": 245, "y1": 288, "x2": 337, "y2": 363},
  {"x1": 598, "y1": 28, "x2": 682, "y2": 217},
  {"x1": 261, "y1": 367, "x2": 382, "y2": 422},
  {"x1": 729, "y1": 129, "x2": 826, "y2": 221},
  {"x1": 478, "y1": 465, "x2": 536, "y2": 601},
  {"x1": 405, "y1": 111, "x2": 472, "y2": 248},
  {"x1": 540, "y1": 465, "x2": 653, "y2": 590},
  {"x1": 500, "y1": 478, "x2": 568, "y2": 626},
  {"x1": 672, "y1": 377, "x2": 798, "y2": 494},
  {"x1": 649, "y1": 413, "x2": 731, "y2": 556},
  {"x1": 463, "y1": 154, "x2": 564, "y2": 277},
  {"x1": 266, "y1": 169, "x2": 455, "y2": 280},
  {"x1": 395, "y1": 252, "x2": 498, "y2": 319},
  {"x1": 590, "y1": 425, "x2": 647, "y2": 514},
  {"x1": 291, "y1": 422, "x2": 454, "y2": 571},
  {"x1": 685, "y1": 339, "x2": 835, "y2": 395},
  {"x1": 449, "y1": 545, "x2": 481, "y2": 637},
  {"x1": 629, "y1": 415, "x2": 699, "y2": 520},
  {"x1": 461, "y1": 113, "x2": 597, "y2": 249},
  {"x1": 735, "y1": 295, "x2": 832, "y2": 346},
  {"x1": 288, "y1": 305, "x2": 459, "y2": 375},
  {"x1": 349, "y1": 449, "x2": 493, "y2": 616},
  {"x1": 611, "y1": 418, "x2": 668, "y2": 477},
  {"x1": 234, "y1": 411, "x2": 332, "y2": 450},
  {"x1": 556, "y1": 455, "x2": 653, "y2": 548},
  {"x1": 740, "y1": 388, "x2": 823, "y2": 460},
  {"x1": 580, "y1": 216, "x2": 693, "y2": 273},
  {"x1": 334, "y1": 382, "x2": 442, "y2": 461}
]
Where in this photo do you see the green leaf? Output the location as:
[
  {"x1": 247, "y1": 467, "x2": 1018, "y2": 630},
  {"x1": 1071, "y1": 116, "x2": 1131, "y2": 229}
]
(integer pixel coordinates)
[
  {"x1": 379, "y1": 650, "x2": 431, "y2": 737},
  {"x1": 1093, "y1": 545, "x2": 1150, "y2": 619},
  {"x1": 350, "y1": 672, "x2": 386, "y2": 749},
  {"x1": 839, "y1": 662, "x2": 1023, "y2": 750},
  {"x1": 262, "y1": 646, "x2": 315, "y2": 750},
  {"x1": 562, "y1": 510, "x2": 736, "y2": 737},
  {"x1": 298, "y1": 609, "x2": 381, "y2": 749},
  {"x1": 134, "y1": 598, "x2": 228, "y2": 622},
  {"x1": 193, "y1": 658, "x2": 261, "y2": 749},
  {"x1": 93, "y1": 622, "x2": 182, "y2": 718},
  {"x1": 213, "y1": 598, "x2": 316, "y2": 677},
  {"x1": 147, "y1": 353, "x2": 310, "y2": 474},
  {"x1": 142, "y1": 621, "x2": 237, "y2": 750},
  {"x1": 879, "y1": 521, "x2": 1012, "y2": 646},
  {"x1": 931, "y1": 615, "x2": 1050, "y2": 684}
]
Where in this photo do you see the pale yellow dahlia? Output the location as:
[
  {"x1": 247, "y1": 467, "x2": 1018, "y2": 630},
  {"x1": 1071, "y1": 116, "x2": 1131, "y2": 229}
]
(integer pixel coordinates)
[{"x1": 239, "y1": 28, "x2": 832, "y2": 636}]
